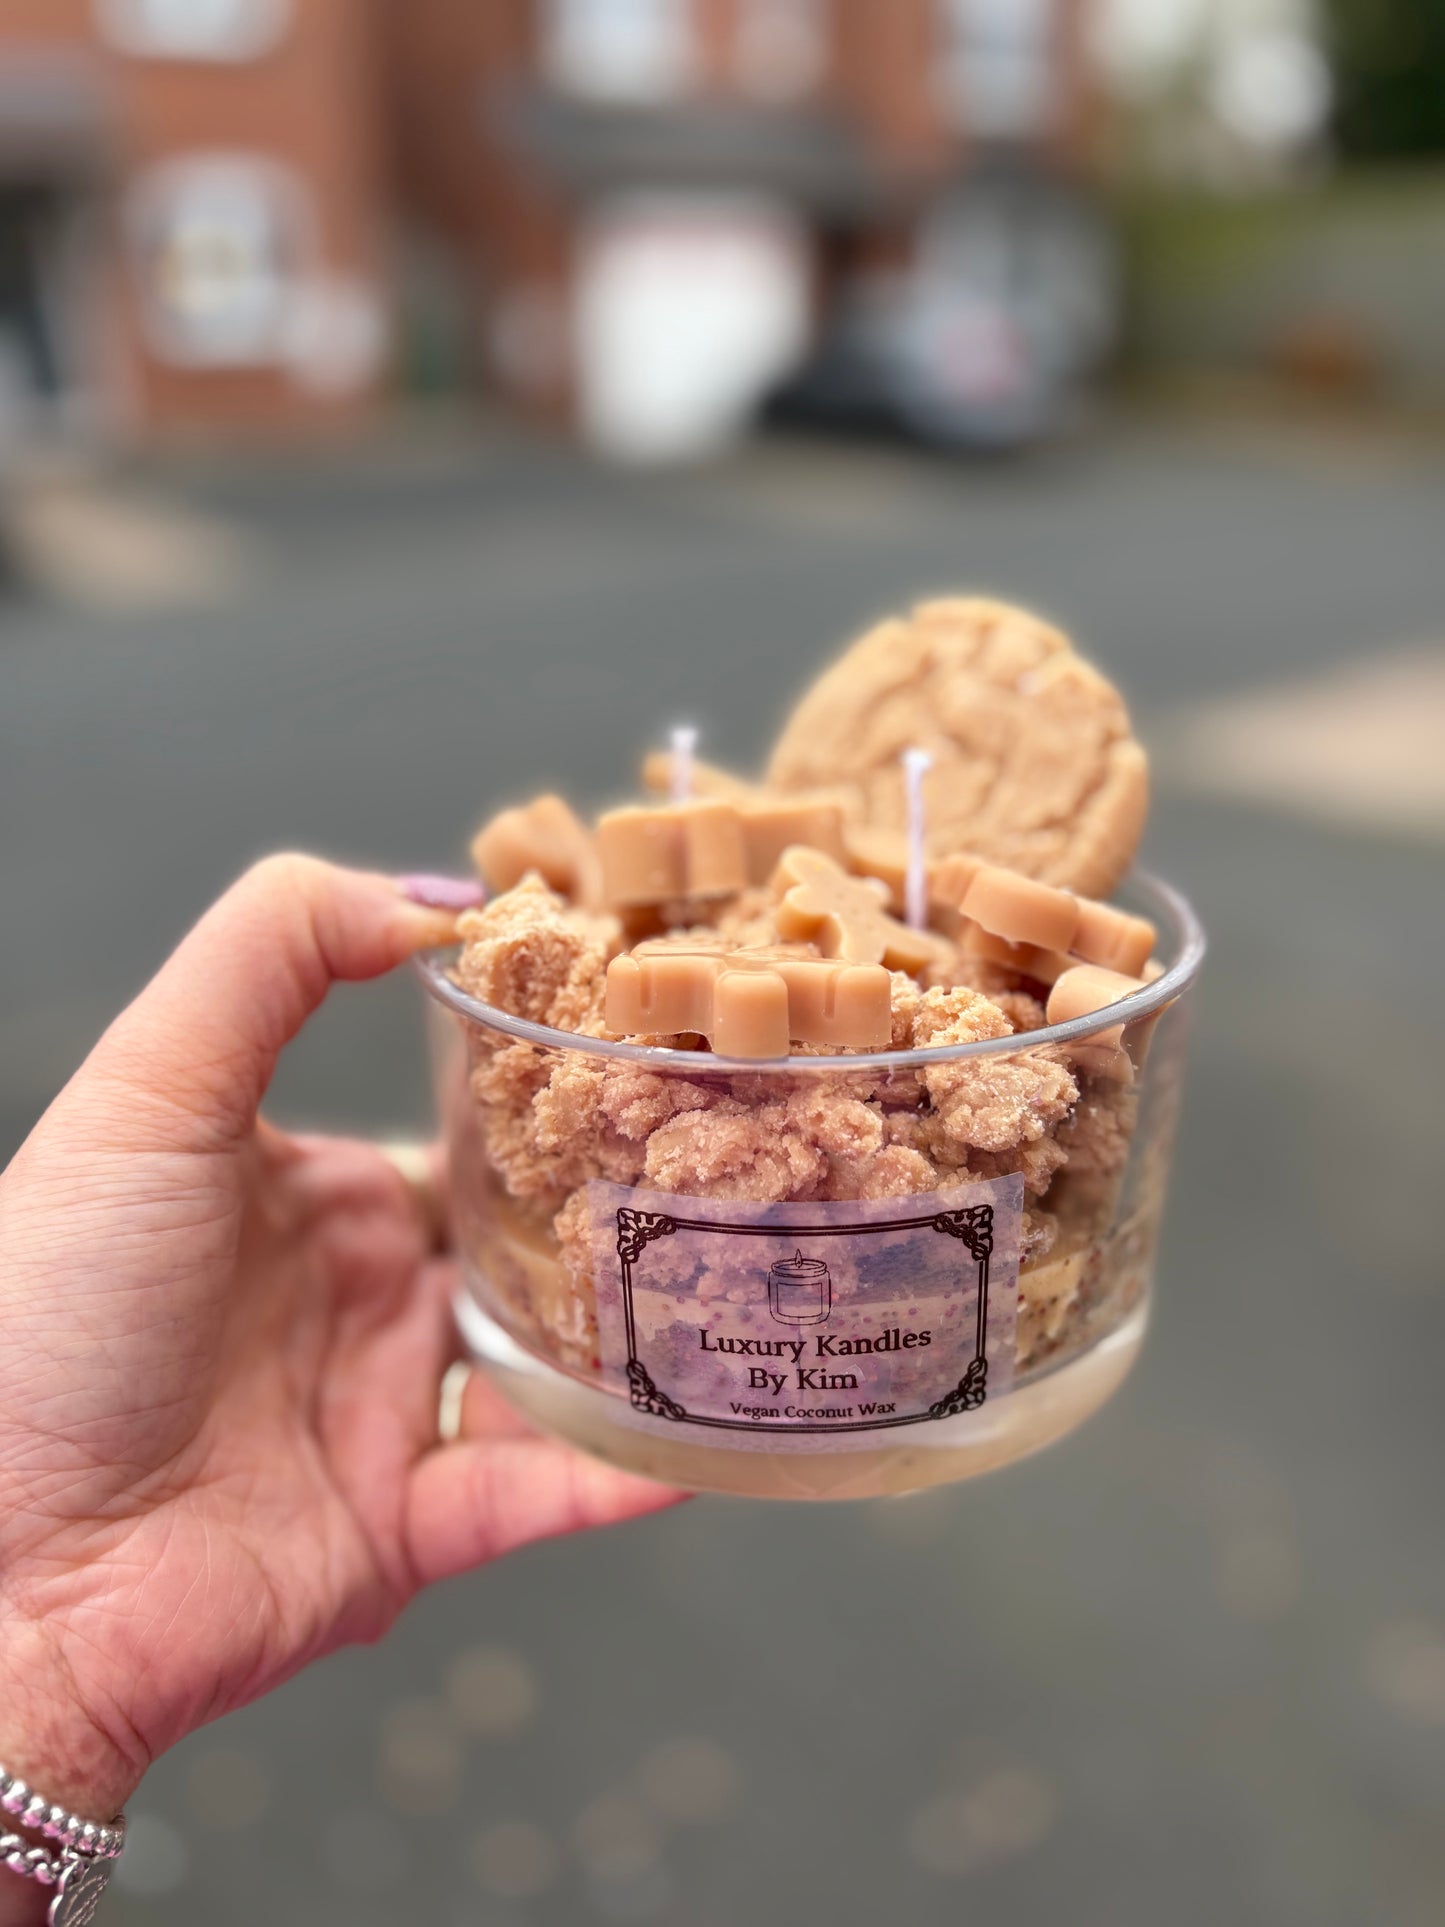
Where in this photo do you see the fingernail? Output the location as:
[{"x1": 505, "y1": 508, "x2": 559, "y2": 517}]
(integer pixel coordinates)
[{"x1": 397, "y1": 873, "x2": 487, "y2": 911}]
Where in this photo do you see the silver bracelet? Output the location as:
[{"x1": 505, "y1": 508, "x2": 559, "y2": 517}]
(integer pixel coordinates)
[{"x1": 0, "y1": 1766, "x2": 124, "y2": 1926}]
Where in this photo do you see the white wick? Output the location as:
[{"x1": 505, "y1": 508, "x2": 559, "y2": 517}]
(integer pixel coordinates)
[
  {"x1": 670, "y1": 725, "x2": 698, "y2": 805},
  {"x1": 902, "y1": 746, "x2": 933, "y2": 931}
]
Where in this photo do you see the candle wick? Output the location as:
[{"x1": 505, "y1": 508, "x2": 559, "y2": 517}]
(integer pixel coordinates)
[
  {"x1": 670, "y1": 725, "x2": 698, "y2": 805},
  {"x1": 901, "y1": 746, "x2": 933, "y2": 932}
]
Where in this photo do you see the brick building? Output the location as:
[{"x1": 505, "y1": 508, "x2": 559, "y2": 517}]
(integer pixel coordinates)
[
  {"x1": 0, "y1": 0, "x2": 387, "y2": 439},
  {"x1": 0, "y1": 0, "x2": 1099, "y2": 448},
  {"x1": 391, "y1": 0, "x2": 1101, "y2": 451}
]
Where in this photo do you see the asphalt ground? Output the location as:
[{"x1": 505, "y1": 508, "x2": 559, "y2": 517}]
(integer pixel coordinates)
[{"x1": 2, "y1": 414, "x2": 1442, "y2": 1926}]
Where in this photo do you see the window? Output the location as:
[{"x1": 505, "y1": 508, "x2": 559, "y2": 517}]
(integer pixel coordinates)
[
  {"x1": 126, "y1": 156, "x2": 310, "y2": 367},
  {"x1": 540, "y1": 0, "x2": 697, "y2": 104},
  {"x1": 936, "y1": 0, "x2": 1059, "y2": 139},
  {"x1": 97, "y1": 0, "x2": 290, "y2": 62}
]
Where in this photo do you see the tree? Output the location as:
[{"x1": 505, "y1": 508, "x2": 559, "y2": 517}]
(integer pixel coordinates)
[{"x1": 1325, "y1": 0, "x2": 1445, "y2": 158}]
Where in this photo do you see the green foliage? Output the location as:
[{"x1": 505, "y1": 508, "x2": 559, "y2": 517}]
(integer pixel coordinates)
[{"x1": 1325, "y1": 0, "x2": 1445, "y2": 158}]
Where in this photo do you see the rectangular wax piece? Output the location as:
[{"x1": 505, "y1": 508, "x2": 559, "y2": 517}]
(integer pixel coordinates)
[
  {"x1": 920, "y1": 855, "x2": 994, "y2": 921},
  {"x1": 858, "y1": 839, "x2": 986, "y2": 924},
  {"x1": 842, "y1": 824, "x2": 909, "y2": 910},
  {"x1": 727, "y1": 952, "x2": 892, "y2": 1051},
  {"x1": 712, "y1": 968, "x2": 791, "y2": 1059},
  {"x1": 1045, "y1": 964, "x2": 1143, "y2": 1046},
  {"x1": 641, "y1": 750, "x2": 755, "y2": 800},
  {"x1": 1071, "y1": 899, "x2": 1156, "y2": 976},
  {"x1": 642, "y1": 750, "x2": 850, "y2": 874},
  {"x1": 738, "y1": 795, "x2": 848, "y2": 882},
  {"x1": 597, "y1": 792, "x2": 849, "y2": 908},
  {"x1": 604, "y1": 943, "x2": 893, "y2": 1057},
  {"x1": 964, "y1": 927, "x2": 1074, "y2": 986},
  {"x1": 596, "y1": 801, "x2": 748, "y2": 906},
  {"x1": 606, "y1": 952, "x2": 719, "y2": 1036},
  {"x1": 932, "y1": 852, "x2": 1155, "y2": 978},
  {"x1": 964, "y1": 865, "x2": 1081, "y2": 953},
  {"x1": 927, "y1": 850, "x2": 986, "y2": 911}
]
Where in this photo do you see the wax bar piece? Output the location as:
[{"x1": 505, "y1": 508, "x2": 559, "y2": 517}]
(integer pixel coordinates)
[
  {"x1": 472, "y1": 794, "x2": 603, "y2": 908},
  {"x1": 596, "y1": 801, "x2": 748, "y2": 906},
  {"x1": 1068, "y1": 1039, "x2": 1135, "y2": 1084},
  {"x1": 596, "y1": 808, "x2": 677, "y2": 903},
  {"x1": 605, "y1": 941, "x2": 893, "y2": 1056},
  {"x1": 712, "y1": 968, "x2": 791, "y2": 1059},
  {"x1": 728, "y1": 950, "x2": 893, "y2": 1051},
  {"x1": 965, "y1": 926, "x2": 1074, "y2": 986},
  {"x1": 738, "y1": 795, "x2": 848, "y2": 882},
  {"x1": 842, "y1": 824, "x2": 911, "y2": 912},
  {"x1": 686, "y1": 801, "x2": 751, "y2": 896},
  {"x1": 641, "y1": 750, "x2": 755, "y2": 800},
  {"x1": 606, "y1": 950, "x2": 721, "y2": 1037},
  {"x1": 772, "y1": 846, "x2": 945, "y2": 975},
  {"x1": 964, "y1": 865, "x2": 1080, "y2": 953},
  {"x1": 928, "y1": 850, "x2": 986, "y2": 908},
  {"x1": 641, "y1": 750, "x2": 851, "y2": 884},
  {"x1": 935, "y1": 850, "x2": 1155, "y2": 977},
  {"x1": 843, "y1": 831, "x2": 985, "y2": 919},
  {"x1": 1071, "y1": 898, "x2": 1156, "y2": 977},
  {"x1": 1046, "y1": 964, "x2": 1144, "y2": 1047},
  {"x1": 595, "y1": 793, "x2": 846, "y2": 906}
]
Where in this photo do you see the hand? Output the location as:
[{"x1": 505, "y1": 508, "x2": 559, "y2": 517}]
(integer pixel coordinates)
[{"x1": 0, "y1": 857, "x2": 679, "y2": 1902}]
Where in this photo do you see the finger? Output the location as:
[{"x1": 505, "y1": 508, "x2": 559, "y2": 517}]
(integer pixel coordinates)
[
  {"x1": 436, "y1": 1364, "x2": 543, "y2": 1445},
  {"x1": 406, "y1": 1435, "x2": 688, "y2": 1587},
  {"x1": 452, "y1": 1372, "x2": 539, "y2": 1449},
  {"x1": 85, "y1": 857, "x2": 481, "y2": 1148},
  {"x1": 375, "y1": 1139, "x2": 450, "y2": 1253}
]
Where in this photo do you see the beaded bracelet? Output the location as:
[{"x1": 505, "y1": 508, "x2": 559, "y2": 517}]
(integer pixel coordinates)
[{"x1": 0, "y1": 1767, "x2": 124, "y2": 1927}]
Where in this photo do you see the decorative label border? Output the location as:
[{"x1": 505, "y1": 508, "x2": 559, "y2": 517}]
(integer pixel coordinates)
[{"x1": 615, "y1": 1204, "x2": 999, "y2": 1435}]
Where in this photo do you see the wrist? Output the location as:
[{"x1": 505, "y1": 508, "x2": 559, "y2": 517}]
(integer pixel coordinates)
[
  {"x1": 0, "y1": 1879, "x2": 46, "y2": 1926},
  {"x1": 0, "y1": 1653, "x2": 139, "y2": 1926},
  {"x1": 0, "y1": 1773, "x2": 130, "y2": 1927},
  {"x1": 0, "y1": 1615, "x2": 146, "y2": 1826}
]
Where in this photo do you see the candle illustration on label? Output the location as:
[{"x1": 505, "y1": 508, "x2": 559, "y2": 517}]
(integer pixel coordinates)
[{"x1": 768, "y1": 1249, "x2": 832, "y2": 1326}]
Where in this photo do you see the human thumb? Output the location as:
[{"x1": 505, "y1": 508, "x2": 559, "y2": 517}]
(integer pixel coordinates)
[{"x1": 72, "y1": 855, "x2": 478, "y2": 1151}]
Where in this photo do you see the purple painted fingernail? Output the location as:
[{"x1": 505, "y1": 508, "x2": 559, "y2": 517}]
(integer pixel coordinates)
[{"x1": 397, "y1": 873, "x2": 487, "y2": 911}]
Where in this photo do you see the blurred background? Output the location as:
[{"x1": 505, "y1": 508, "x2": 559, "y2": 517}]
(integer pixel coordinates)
[{"x1": 1, "y1": 2, "x2": 1443, "y2": 1923}]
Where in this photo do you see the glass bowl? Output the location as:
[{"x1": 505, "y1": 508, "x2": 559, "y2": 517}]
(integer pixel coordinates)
[{"x1": 417, "y1": 872, "x2": 1204, "y2": 1500}]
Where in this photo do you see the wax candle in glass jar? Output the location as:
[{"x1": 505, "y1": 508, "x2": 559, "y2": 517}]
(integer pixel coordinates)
[{"x1": 768, "y1": 1250, "x2": 831, "y2": 1326}]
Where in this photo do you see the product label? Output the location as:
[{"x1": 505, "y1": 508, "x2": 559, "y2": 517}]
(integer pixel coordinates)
[{"x1": 588, "y1": 1175, "x2": 1022, "y2": 1450}]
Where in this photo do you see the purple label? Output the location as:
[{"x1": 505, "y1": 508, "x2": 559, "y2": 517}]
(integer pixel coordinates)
[{"x1": 588, "y1": 1176, "x2": 1022, "y2": 1451}]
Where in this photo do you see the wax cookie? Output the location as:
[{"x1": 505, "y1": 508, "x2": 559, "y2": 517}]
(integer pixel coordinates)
[{"x1": 766, "y1": 597, "x2": 1148, "y2": 898}]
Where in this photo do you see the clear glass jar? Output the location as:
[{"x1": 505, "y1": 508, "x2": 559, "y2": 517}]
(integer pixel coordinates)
[{"x1": 418, "y1": 872, "x2": 1204, "y2": 1501}]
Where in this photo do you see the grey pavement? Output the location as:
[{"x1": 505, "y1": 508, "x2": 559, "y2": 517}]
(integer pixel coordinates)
[{"x1": 2, "y1": 415, "x2": 1443, "y2": 1926}]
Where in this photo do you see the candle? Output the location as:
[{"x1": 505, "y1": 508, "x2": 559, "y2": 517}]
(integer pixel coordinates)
[
  {"x1": 901, "y1": 746, "x2": 932, "y2": 931},
  {"x1": 768, "y1": 1249, "x2": 831, "y2": 1326},
  {"x1": 670, "y1": 725, "x2": 699, "y2": 805}
]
